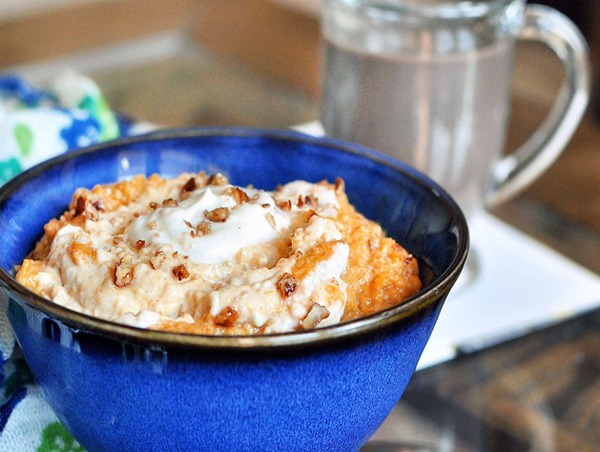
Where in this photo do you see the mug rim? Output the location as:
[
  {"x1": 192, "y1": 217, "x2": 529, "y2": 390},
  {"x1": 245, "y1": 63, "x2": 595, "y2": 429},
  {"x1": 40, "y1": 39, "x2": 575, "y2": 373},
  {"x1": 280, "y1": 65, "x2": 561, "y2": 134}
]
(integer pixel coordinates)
[
  {"x1": 325, "y1": 0, "x2": 521, "y2": 21},
  {"x1": 0, "y1": 127, "x2": 469, "y2": 350}
]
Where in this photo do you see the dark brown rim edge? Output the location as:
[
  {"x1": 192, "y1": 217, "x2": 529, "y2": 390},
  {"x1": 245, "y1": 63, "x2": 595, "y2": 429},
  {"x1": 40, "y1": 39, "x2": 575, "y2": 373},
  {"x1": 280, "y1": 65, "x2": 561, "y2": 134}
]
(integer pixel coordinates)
[{"x1": 0, "y1": 127, "x2": 470, "y2": 349}]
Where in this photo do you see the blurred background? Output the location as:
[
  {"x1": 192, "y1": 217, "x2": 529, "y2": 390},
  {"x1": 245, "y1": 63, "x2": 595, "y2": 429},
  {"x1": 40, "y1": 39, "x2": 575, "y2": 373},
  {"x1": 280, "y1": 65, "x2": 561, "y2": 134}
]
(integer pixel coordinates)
[
  {"x1": 0, "y1": 0, "x2": 322, "y2": 128},
  {"x1": 0, "y1": 0, "x2": 598, "y2": 268},
  {"x1": 0, "y1": 0, "x2": 597, "y2": 126}
]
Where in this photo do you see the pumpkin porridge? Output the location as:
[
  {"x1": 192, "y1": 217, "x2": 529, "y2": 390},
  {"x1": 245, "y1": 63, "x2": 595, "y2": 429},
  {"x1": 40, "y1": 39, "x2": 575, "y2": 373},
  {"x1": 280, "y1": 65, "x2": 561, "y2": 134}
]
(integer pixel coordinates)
[{"x1": 16, "y1": 173, "x2": 421, "y2": 334}]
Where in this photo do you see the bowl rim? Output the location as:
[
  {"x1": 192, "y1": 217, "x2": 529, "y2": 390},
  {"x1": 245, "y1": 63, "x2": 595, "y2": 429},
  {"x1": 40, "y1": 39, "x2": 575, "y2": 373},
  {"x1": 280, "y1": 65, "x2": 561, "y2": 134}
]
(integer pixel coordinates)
[{"x1": 0, "y1": 127, "x2": 469, "y2": 349}]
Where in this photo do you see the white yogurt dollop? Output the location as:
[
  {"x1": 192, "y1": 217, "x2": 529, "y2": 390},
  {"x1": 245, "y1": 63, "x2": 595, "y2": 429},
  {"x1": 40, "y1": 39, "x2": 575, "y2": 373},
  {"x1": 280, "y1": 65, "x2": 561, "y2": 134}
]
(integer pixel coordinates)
[{"x1": 125, "y1": 185, "x2": 292, "y2": 264}]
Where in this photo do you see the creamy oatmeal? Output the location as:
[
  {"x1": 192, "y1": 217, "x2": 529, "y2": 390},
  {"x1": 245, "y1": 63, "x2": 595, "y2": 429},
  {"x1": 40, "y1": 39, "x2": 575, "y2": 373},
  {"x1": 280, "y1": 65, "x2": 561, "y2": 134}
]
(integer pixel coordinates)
[{"x1": 16, "y1": 172, "x2": 421, "y2": 334}]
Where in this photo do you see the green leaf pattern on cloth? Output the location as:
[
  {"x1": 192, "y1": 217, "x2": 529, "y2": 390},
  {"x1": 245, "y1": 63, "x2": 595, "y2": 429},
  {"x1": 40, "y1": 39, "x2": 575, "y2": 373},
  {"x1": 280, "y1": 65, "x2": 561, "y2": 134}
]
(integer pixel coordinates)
[
  {"x1": 14, "y1": 123, "x2": 34, "y2": 157},
  {"x1": 78, "y1": 94, "x2": 119, "y2": 141},
  {"x1": 37, "y1": 422, "x2": 85, "y2": 452},
  {"x1": 0, "y1": 158, "x2": 23, "y2": 185}
]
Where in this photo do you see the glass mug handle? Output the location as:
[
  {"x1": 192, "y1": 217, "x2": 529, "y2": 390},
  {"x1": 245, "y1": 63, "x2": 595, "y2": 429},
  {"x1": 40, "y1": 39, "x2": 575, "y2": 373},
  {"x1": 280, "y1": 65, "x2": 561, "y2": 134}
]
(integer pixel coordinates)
[{"x1": 486, "y1": 5, "x2": 591, "y2": 208}]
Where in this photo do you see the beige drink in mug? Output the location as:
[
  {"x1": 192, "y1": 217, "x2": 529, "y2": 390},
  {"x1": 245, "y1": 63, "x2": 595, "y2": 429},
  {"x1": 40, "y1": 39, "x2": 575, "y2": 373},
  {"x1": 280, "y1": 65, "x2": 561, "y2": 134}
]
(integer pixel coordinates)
[{"x1": 321, "y1": 0, "x2": 590, "y2": 218}]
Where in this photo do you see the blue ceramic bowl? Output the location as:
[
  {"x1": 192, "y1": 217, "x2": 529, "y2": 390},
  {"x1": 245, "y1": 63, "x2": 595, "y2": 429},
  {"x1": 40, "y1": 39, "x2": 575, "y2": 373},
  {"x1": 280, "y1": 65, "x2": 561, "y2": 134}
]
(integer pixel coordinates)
[{"x1": 0, "y1": 128, "x2": 468, "y2": 452}]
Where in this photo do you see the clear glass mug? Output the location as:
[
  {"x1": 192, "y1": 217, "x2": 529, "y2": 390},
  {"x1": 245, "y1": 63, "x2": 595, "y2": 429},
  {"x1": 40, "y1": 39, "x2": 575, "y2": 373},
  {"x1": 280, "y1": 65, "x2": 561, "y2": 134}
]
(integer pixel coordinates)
[{"x1": 321, "y1": 0, "x2": 591, "y2": 218}]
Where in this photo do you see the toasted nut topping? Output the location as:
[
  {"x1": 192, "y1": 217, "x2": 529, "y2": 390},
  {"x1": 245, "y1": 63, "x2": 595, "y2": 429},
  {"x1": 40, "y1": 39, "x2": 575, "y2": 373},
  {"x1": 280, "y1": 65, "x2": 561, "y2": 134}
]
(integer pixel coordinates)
[
  {"x1": 182, "y1": 177, "x2": 197, "y2": 193},
  {"x1": 214, "y1": 307, "x2": 239, "y2": 327},
  {"x1": 74, "y1": 196, "x2": 98, "y2": 221},
  {"x1": 307, "y1": 210, "x2": 318, "y2": 221},
  {"x1": 277, "y1": 273, "x2": 298, "y2": 297},
  {"x1": 297, "y1": 195, "x2": 304, "y2": 207},
  {"x1": 208, "y1": 173, "x2": 228, "y2": 186},
  {"x1": 113, "y1": 235, "x2": 124, "y2": 245},
  {"x1": 172, "y1": 264, "x2": 190, "y2": 280},
  {"x1": 180, "y1": 191, "x2": 192, "y2": 201},
  {"x1": 301, "y1": 303, "x2": 330, "y2": 329},
  {"x1": 334, "y1": 177, "x2": 345, "y2": 194},
  {"x1": 135, "y1": 240, "x2": 146, "y2": 250},
  {"x1": 197, "y1": 171, "x2": 208, "y2": 186},
  {"x1": 114, "y1": 258, "x2": 134, "y2": 287},
  {"x1": 276, "y1": 200, "x2": 292, "y2": 211},
  {"x1": 204, "y1": 207, "x2": 229, "y2": 222},
  {"x1": 304, "y1": 195, "x2": 317, "y2": 207},
  {"x1": 183, "y1": 220, "x2": 193, "y2": 228},
  {"x1": 150, "y1": 251, "x2": 165, "y2": 270},
  {"x1": 92, "y1": 200, "x2": 104, "y2": 212},
  {"x1": 265, "y1": 213, "x2": 276, "y2": 230},
  {"x1": 75, "y1": 196, "x2": 87, "y2": 216},
  {"x1": 162, "y1": 198, "x2": 178, "y2": 208},
  {"x1": 223, "y1": 187, "x2": 249, "y2": 204},
  {"x1": 149, "y1": 201, "x2": 159, "y2": 210},
  {"x1": 195, "y1": 220, "x2": 212, "y2": 236},
  {"x1": 148, "y1": 220, "x2": 157, "y2": 231}
]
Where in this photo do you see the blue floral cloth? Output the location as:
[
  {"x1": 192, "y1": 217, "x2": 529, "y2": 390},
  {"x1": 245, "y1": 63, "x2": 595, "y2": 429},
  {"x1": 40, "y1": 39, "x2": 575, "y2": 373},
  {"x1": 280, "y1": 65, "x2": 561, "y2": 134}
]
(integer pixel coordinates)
[{"x1": 0, "y1": 72, "x2": 119, "y2": 186}]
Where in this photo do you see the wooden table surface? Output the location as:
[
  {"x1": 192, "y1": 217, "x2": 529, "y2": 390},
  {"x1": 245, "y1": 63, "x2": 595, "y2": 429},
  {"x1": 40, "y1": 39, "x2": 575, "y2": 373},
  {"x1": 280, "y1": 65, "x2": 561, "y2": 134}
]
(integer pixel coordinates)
[{"x1": 92, "y1": 38, "x2": 600, "y2": 451}]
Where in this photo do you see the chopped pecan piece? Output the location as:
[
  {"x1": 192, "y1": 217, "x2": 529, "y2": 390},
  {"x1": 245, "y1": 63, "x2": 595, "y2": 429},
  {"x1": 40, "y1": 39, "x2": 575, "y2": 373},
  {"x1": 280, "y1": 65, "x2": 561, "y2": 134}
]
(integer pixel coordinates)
[
  {"x1": 74, "y1": 196, "x2": 99, "y2": 221},
  {"x1": 261, "y1": 203, "x2": 270, "y2": 208},
  {"x1": 92, "y1": 200, "x2": 104, "y2": 212},
  {"x1": 172, "y1": 264, "x2": 190, "y2": 280},
  {"x1": 162, "y1": 198, "x2": 178, "y2": 208},
  {"x1": 304, "y1": 195, "x2": 318, "y2": 207},
  {"x1": 334, "y1": 177, "x2": 345, "y2": 194},
  {"x1": 276, "y1": 200, "x2": 292, "y2": 211},
  {"x1": 214, "y1": 307, "x2": 239, "y2": 327},
  {"x1": 223, "y1": 187, "x2": 249, "y2": 204},
  {"x1": 277, "y1": 273, "x2": 299, "y2": 297},
  {"x1": 204, "y1": 207, "x2": 230, "y2": 222},
  {"x1": 195, "y1": 220, "x2": 211, "y2": 236},
  {"x1": 183, "y1": 220, "x2": 193, "y2": 228},
  {"x1": 207, "y1": 173, "x2": 228, "y2": 186},
  {"x1": 300, "y1": 303, "x2": 330, "y2": 329},
  {"x1": 75, "y1": 196, "x2": 87, "y2": 216},
  {"x1": 181, "y1": 177, "x2": 197, "y2": 193},
  {"x1": 135, "y1": 240, "x2": 146, "y2": 250},
  {"x1": 149, "y1": 201, "x2": 159, "y2": 210},
  {"x1": 150, "y1": 251, "x2": 165, "y2": 269},
  {"x1": 297, "y1": 195, "x2": 304, "y2": 207},
  {"x1": 114, "y1": 257, "x2": 134, "y2": 287},
  {"x1": 265, "y1": 213, "x2": 276, "y2": 230},
  {"x1": 180, "y1": 191, "x2": 192, "y2": 201}
]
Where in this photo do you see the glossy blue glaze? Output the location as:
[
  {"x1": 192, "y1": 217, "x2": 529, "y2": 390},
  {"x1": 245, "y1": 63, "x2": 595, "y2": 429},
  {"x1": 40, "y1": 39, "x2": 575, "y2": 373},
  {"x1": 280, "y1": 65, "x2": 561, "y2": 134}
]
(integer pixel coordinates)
[{"x1": 0, "y1": 128, "x2": 468, "y2": 452}]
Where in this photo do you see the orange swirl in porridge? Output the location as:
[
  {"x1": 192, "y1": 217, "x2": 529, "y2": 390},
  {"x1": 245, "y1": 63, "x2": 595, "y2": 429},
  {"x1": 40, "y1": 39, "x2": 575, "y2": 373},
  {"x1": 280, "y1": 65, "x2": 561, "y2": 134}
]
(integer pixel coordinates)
[{"x1": 16, "y1": 172, "x2": 421, "y2": 334}]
